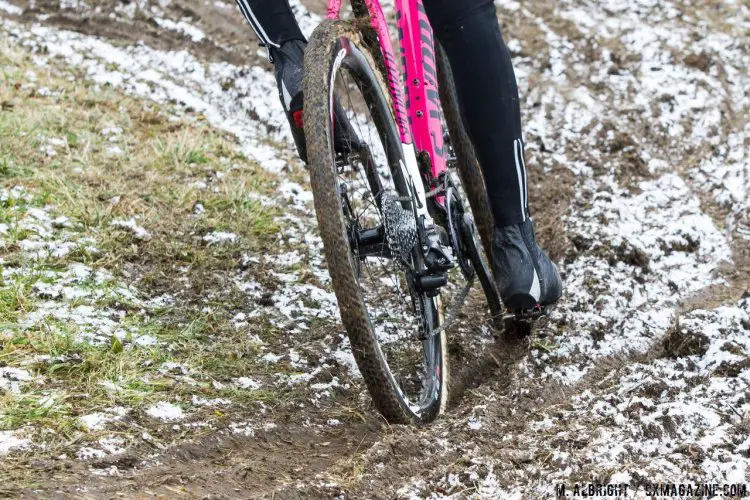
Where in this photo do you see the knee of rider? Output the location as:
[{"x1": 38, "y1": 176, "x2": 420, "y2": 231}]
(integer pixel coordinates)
[{"x1": 423, "y1": 0, "x2": 498, "y2": 44}]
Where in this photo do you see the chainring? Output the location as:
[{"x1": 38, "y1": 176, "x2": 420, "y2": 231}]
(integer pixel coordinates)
[{"x1": 445, "y1": 186, "x2": 475, "y2": 279}]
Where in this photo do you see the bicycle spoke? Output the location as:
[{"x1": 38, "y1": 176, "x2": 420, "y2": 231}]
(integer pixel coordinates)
[
  {"x1": 304, "y1": 21, "x2": 449, "y2": 423},
  {"x1": 336, "y1": 109, "x2": 420, "y2": 353}
]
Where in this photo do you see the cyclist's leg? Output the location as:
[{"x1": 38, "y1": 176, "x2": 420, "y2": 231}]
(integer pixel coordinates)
[
  {"x1": 234, "y1": 0, "x2": 305, "y2": 55},
  {"x1": 422, "y1": 0, "x2": 523, "y2": 226},
  {"x1": 233, "y1": 0, "x2": 362, "y2": 162},
  {"x1": 234, "y1": 0, "x2": 309, "y2": 159},
  {"x1": 423, "y1": 0, "x2": 562, "y2": 309}
]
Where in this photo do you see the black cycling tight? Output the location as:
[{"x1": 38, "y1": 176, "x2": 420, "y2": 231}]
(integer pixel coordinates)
[{"x1": 235, "y1": 0, "x2": 528, "y2": 226}]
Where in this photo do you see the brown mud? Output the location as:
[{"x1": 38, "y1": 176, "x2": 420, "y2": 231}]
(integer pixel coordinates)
[
  {"x1": 0, "y1": 0, "x2": 745, "y2": 497},
  {"x1": 18, "y1": 0, "x2": 268, "y2": 68}
]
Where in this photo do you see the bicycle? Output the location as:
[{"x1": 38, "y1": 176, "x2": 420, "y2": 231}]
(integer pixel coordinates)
[{"x1": 302, "y1": 0, "x2": 531, "y2": 424}]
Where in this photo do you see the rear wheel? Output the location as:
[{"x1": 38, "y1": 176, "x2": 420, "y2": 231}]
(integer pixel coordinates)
[
  {"x1": 436, "y1": 44, "x2": 503, "y2": 327},
  {"x1": 436, "y1": 44, "x2": 495, "y2": 272},
  {"x1": 303, "y1": 20, "x2": 448, "y2": 424}
]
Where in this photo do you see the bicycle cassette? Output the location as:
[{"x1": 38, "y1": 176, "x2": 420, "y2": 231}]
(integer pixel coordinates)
[{"x1": 381, "y1": 190, "x2": 418, "y2": 265}]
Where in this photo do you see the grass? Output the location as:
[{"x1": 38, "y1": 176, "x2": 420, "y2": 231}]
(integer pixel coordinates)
[
  {"x1": 0, "y1": 274, "x2": 34, "y2": 326},
  {"x1": 0, "y1": 33, "x2": 332, "y2": 470}
]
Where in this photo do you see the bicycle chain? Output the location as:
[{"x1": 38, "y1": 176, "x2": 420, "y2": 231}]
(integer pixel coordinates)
[
  {"x1": 424, "y1": 185, "x2": 444, "y2": 199},
  {"x1": 427, "y1": 278, "x2": 473, "y2": 338}
]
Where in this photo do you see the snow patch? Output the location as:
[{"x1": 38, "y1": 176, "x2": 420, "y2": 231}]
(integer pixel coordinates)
[
  {"x1": 0, "y1": 431, "x2": 29, "y2": 455},
  {"x1": 110, "y1": 218, "x2": 152, "y2": 241},
  {"x1": 145, "y1": 401, "x2": 184, "y2": 421},
  {"x1": 0, "y1": 367, "x2": 33, "y2": 394},
  {"x1": 0, "y1": 1, "x2": 22, "y2": 15},
  {"x1": 203, "y1": 231, "x2": 238, "y2": 245},
  {"x1": 153, "y1": 18, "x2": 205, "y2": 42},
  {"x1": 79, "y1": 407, "x2": 128, "y2": 431}
]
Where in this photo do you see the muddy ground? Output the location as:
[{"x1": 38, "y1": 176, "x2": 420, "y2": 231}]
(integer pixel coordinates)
[{"x1": 0, "y1": 0, "x2": 748, "y2": 498}]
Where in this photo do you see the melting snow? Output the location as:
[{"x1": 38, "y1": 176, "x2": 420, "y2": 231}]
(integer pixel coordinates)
[
  {"x1": 0, "y1": 431, "x2": 29, "y2": 455},
  {"x1": 230, "y1": 422, "x2": 254, "y2": 436},
  {"x1": 234, "y1": 377, "x2": 262, "y2": 390},
  {"x1": 0, "y1": 367, "x2": 33, "y2": 394},
  {"x1": 109, "y1": 218, "x2": 152, "y2": 241},
  {"x1": 145, "y1": 401, "x2": 185, "y2": 421},
  {"x1": 191, "y1": 395, "x2": 231, "y2": 406},
  {"x1": 76, "y1": 437, "x2": 127, "y2": 460},
  {"x1": 203, "y1": 231, "x2": 238, "y2": 245},
  {"x1": 278, "y1": 182, "x2": 314, "y2": 208},
  {"x1": 153, "y1": 18, "x2": 205, "y2": 42},
  {"x1": 0, "y1": 19, "x2": 299, "y2": 172},
  {"x1": 0, "y1": 1, "x2": 22, "y2": 15},
  {"x1": 78, "y1": 407, "x2": 128, "y2": 431}
]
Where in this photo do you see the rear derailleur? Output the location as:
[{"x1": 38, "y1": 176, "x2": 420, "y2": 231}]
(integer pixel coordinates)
[{"x1": 414, "y1": 220, "x2": 454, "y2": 297}]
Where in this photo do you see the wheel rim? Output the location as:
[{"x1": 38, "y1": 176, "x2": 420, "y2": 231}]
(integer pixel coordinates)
[{"x1": 327, "y1": 37, "x2": 445, "y2": 418}]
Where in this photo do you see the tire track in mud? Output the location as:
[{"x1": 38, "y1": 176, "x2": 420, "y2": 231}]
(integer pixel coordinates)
[{"x1": 47, "y1": 420, "x2": 382, "y2": 499}]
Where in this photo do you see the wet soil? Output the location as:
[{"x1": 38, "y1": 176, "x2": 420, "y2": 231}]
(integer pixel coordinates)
[{"x1": 1, "y1": 0, "x2": 746, "y2": 497}]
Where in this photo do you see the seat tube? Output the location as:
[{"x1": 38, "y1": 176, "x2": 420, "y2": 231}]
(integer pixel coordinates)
[
  {"x1": 364, "y1": 0, "x2": 436, "y2": 222},
  {"x1": 395, "y1": 0, "x2": 447, "y2": 180}
]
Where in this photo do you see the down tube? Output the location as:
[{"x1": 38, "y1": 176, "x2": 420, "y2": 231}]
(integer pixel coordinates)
[{"x1": 394, "y1": 0, "x2": 447, "y2": 180}]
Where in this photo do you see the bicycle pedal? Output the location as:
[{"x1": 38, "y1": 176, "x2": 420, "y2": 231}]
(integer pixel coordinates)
[{"x1": 502, "y1": 304, "x2": 550, "y2": 322}]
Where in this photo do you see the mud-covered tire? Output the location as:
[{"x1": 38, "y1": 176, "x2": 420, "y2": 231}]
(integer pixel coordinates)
[
  {"x1": 436, "y1": 45, "x2": 494, "y2": 271},
  {"x1": 303, "y1": 20, "x2": 448, "y2": 424},
  {"x1": 436, "y1": 44, "x2": 503, "y2": 325}
]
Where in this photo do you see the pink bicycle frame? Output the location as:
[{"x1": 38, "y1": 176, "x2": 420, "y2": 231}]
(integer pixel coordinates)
[{"x1": 327, "y1": 0, "x2": 447, "y2": 196}]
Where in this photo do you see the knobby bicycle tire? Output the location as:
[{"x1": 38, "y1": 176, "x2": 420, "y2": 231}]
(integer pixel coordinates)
[
  {"x1": 303, "y1": 19, "x2": 449, "y2": 424},
  {"x1": 436, "y1": 44, "x2": 504, "y2": 326},
  {"x1": 436, "y1": 44, "x2": 495, "y2": 273}
]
